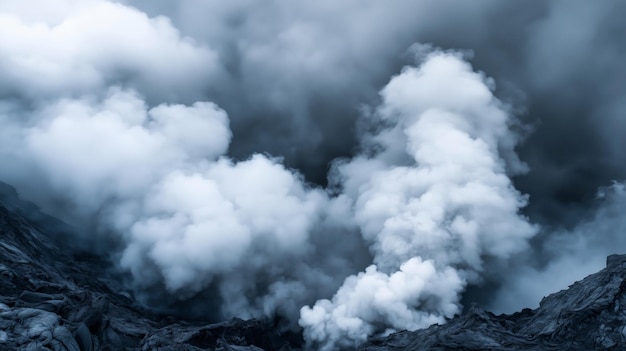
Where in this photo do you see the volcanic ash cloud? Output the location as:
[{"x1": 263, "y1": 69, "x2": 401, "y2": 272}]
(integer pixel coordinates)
[
  {"x1": 15, "y1": 89, "x2": 356, "y2": 320},
  {"x1": 299, "y1": 51, "x2": 538, "y2": 350},
  {"x1": 0, "y1": 0, "x2": 366, "y2": 322}
]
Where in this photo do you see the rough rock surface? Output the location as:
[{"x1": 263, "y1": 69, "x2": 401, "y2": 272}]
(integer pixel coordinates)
[
  {"x1": 0, "y1": 182, "x2": 300, "y2": 351},
  {"x1": 358, "y1": 256, "x2": 626, "y2": 351},
  {"x1": 2, "y1": 181, "x2": 626, "y2": 350}
]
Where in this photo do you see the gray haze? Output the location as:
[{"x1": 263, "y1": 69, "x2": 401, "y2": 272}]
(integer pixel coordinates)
[{"x1": 1, "y1": 0, "x2": 626, "y2": 348}]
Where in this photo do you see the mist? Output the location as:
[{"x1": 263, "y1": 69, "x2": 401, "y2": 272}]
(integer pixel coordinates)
[{"x1": 1, "y1": 0, "x2": 625, "y2": 349}]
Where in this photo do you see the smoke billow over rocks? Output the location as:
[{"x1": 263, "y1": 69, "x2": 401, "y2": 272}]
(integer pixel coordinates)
[
  {"x1": 299, "y1": 52, "x2": 537, "y2": 350},
  {"x1": 1, "y1": 0, "x2": 626, "y2": 349}
]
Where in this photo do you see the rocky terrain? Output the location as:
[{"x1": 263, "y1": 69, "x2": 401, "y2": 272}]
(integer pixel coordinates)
[
  {"x1": 1, "y1": 181, "x2": 626, "y2": 350},
  {"x1": 0, "y1": 182, "x2": 300, "y2": 351},
  {"x1": 360, "y1": 252, "x2": 626, "y2": 351}
]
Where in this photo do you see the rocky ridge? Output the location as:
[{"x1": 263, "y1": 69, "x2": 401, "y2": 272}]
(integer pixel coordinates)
[
  {"x1": 358, "y1": 257, "x2": 626, "y2": 351},
  {"x1": 1, "y1": 181, "x2": 626, "y2": 350}
]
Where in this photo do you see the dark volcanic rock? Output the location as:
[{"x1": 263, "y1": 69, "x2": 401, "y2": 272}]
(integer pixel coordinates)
[
  {"x1": 359, "y1": 255, "x2": 626, "y2": 351},
  {"x1": 0, "y1": 182, "x2": 301, "y2": 351}
]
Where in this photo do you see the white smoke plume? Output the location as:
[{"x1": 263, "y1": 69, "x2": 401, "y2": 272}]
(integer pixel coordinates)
[
  {"x1": 0, "y1": 0, "x2": 368, "y2": 322},
  {"x1": 0, "y1": 0, "x2": 218, "y2": 103},
  {"x1": 299, "y1": 52, "x2": 537, "y2": 349},
  {"x1": 1, "y1": 86, "x2": 371, "y2": 320}
]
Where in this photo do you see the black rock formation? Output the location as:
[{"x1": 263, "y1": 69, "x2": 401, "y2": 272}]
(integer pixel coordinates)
[
  {"x1": 358, "y1": 258, "x2": 626, "y2": 351},
  {"x1": 1, "y1": 181, "x2": 626, "y2": 350}
]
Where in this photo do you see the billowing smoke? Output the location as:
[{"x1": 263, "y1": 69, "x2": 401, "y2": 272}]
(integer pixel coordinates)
[
  {"x1": 1, "y1": 0, "x2": 626, "y2": 349},
  {"x1": 1, "y1": 88, "x2": 367, "y2": 321},
  {"x1": 299, "y1": 52, "x2": 536, "y2": 349},
  {"x1": 0, "y1": 0, "x2": 219, "y2": 103},
  {"x1": 0, "y1": 0, "x2": 368, "y2": 321}
]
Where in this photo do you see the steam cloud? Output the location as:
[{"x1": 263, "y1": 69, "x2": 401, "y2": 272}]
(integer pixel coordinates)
[
  {"x1": 1, "y1": 0, "x2": 626, "y2": 349},
  {"x1": 1, "y1": 87, "x2": 362, "y2": 321},
  {"x1": 299, "y1": 52, "x2": 536, "y2": 349}
]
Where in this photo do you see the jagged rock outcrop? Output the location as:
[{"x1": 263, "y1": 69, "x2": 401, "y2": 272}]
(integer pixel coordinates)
[
  {"x1": 359, "y1": 255, "x2": 626, "y2": 351},
  {"x1": 2, "y1": 181, "x2": 626, "y2": 350}
]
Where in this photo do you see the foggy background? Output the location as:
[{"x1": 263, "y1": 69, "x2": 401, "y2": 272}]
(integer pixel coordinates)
[{"x1": 1, "y1": 0, "x2": 625, "y2": 349}]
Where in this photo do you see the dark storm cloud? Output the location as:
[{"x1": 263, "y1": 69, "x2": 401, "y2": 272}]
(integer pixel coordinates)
[
  {"x1": 120, "y1": 0, "x2": 512, "y2": 183},
  {"x1": 116, "y1": 0, "x2": 626, "y2": 226}
]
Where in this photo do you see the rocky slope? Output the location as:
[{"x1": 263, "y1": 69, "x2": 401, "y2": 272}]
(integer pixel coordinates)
[
  {"x1": 2, "y1": 181, "x2": 626, "y2": 350},
  {"x1": 358, "y1": 258, "x2": 626, "y2": 350},
  {"x1": 0, "y1": 183, "x2": 300, "y2": 351}
]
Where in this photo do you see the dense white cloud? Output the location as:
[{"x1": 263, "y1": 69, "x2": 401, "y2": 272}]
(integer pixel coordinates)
[
  {"x1": 301, "y1": 258, "x2": 464, "y2": 349},
  {"x1": 300, "y1": 52, "x2": 537, "y2": 349},
  {"x1": 22, "y1": 90, "x2": 229, "y2": 209},
  {"x1": 1, "y1": 86, "x2": 359, "y2": 320},
  {"x1": 0, "y1": 0, "x2": 217, "y2": 102},
  {"x1": 0, "y1": 0, "x2": 366, "y2": 323}
]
